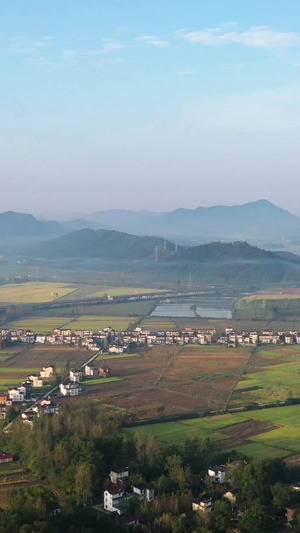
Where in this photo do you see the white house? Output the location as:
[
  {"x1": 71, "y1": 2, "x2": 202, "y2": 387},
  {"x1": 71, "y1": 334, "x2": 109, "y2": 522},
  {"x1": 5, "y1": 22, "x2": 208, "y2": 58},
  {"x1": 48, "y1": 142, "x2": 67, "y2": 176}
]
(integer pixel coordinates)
[
  {"x1": 104, "y1": 486, "x2": 126, "y2": 514},
  {"x1": 59, "y1": 380, "x2": 81, "y2": 396},
  {"x1": 131, "y1": 483, "x2": 155, "y2": 502},
  {"x1": 36, "y1": 335, "x2": 46, "y2": 344},
  {"x1": 8, "y1": 388, "x2": 25, "y2": 402},
  {"x1": 108, "y1": 345, "x2": 123, "y2": 354},
  {"x1": 28, "y1": 374, "x2": 43, "y2": 388},
  {"x1": 208, "y1": 465, "x2": 226, "y2": 484},
  {"x1": 40, "y1": 366, "x2": 56, "y2": 379},
  {"x1": 85, "y1": 363, "x2": 99, "y2": 376},
  {"x1": 192, "y1": 499, "x2": 213, "y2": 512},
  {"x1": 109, "y1": 467, "x2": 129, "y2": 484},
  {"x1": 70, "y1": 369, "x2": 83, "y2": 383}
]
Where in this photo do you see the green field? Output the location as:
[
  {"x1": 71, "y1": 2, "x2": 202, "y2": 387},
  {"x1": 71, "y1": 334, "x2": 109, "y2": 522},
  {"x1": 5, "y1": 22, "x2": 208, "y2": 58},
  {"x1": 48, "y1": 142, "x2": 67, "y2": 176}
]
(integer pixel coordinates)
[
  {"x1": 63, "y1": 316, "x2": 137, "y2": 331},
  {"x1": 97, "y1": 353, "x2": 140, "y2": 360},
  {"x1": 3, "y1": 317, "x2": 72, "y2": 334},
  {"x1": 126, "y1": 404, "x2": 300, "y2": 460},
  {"x1": 62, "y1": 285, "x2": 167, "y2": 301},
  {"x1": 231, "y1": 345, "x2": 300, "y2": 406},
  {"x1": 140, "y1": 318, "x2": 177, "y2": 330},
  {"x1": 0, "y1": 282, "x2": 77, "y2": 304},
  {"x1": 83, "y1": 377, "x2": 123, "y2": 386}
]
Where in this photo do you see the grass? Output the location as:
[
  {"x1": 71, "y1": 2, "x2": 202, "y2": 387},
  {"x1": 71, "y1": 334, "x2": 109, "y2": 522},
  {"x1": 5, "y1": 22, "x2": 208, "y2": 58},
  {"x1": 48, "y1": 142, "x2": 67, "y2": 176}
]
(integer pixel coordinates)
[
  {"x1": 0, "y1": 282, "x2": 77, "y2": 304},
  {"x1": 0, "y1": 368, "x2": 40, "y2": 373},
  {"x1": 126, "y1": 404, "x2": 300, "y2": 459},
  {"x1": 0, "y1": 467, "x2": 24, "y2": 476},
  {"x1": 62, "y1": 285, "x2": 167, "y2": 301},
  {"x1": 63, "y1": 316, "x2": 137, "y2": 331},
  {"x1": 3, "y1": 317, "x2": 71, "y2": 334},
  {"x1": 83, "y1": 377, "x2": 123, "y2": 386},
  {"x1": 232, "y1": 346, "x2": 300, "y2": 406},
  {"x1": 97, "y1": 353, "x2": 140, "y2": 360},
  {"x1": 140, "y1": 318, "x2": 177, "y2": 330}
]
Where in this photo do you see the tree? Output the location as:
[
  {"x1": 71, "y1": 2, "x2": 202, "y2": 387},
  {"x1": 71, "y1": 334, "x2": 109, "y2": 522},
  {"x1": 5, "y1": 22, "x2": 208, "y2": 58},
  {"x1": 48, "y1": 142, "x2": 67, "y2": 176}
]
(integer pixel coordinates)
[
  {"x1": 272, "y1": 482, "x2": 295, "y2": 510},
  {"x1": 240, "y1": 501, "x2": 276, "y2": 533},
  {"x1": 74, "y1": 463, "x2": 95, "y2": 504},
  {"x1": 212, "y1": 500, "x2": 232, "y2": 532}
]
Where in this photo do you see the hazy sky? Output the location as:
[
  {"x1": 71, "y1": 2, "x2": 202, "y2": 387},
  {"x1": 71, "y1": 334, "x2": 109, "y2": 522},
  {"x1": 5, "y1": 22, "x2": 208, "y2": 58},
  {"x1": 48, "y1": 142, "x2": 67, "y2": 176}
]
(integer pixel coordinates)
[{"x1": 1, "y1": 0, "x2": 300, "y2": 218}]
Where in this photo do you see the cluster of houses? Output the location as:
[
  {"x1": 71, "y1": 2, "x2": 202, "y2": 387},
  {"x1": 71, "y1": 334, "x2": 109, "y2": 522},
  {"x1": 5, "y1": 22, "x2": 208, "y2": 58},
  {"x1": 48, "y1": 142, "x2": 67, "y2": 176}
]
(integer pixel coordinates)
[
  {"x1": 102, "y1": 465, "x2": 154, "y2": 525},
  {"x1": 1, "y1": 327, "x2": 114, "y2": 351},
  {"x1": 4, "y1": 323, "x2": 300, "y2": 353},
  {"x1": 59, "y1": 363, "x2": 110, "y2": 397},
  {"x1": 22, "y1": 397, "x2": 60, "y2": 423},
  {"x1": 0, "y1": 366, "x2": 56, "y2": 418},
  {"x1": 218, "y1": 327, "x2": 300, "y2": 347}
]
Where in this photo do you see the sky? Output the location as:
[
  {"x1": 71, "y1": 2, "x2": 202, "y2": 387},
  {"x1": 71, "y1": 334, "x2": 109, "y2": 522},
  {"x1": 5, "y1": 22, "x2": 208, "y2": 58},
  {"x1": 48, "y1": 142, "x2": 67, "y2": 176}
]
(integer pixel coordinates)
[{"x1": 1, "y1": 0, "x2": 300, "y2": 219}]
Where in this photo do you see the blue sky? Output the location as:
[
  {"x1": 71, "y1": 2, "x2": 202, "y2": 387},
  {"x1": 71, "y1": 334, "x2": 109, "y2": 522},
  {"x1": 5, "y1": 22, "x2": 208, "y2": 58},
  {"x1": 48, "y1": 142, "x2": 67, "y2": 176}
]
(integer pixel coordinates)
[{"x1": 1, "y1": 0, "x2": 300, "y2": 218}]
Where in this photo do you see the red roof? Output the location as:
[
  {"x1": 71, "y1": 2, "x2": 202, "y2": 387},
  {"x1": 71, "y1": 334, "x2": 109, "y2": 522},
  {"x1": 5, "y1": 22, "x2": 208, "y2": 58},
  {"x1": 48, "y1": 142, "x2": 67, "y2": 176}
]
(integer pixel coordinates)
[
  {"x1": 107, "y1": 485, "x2": 124, "y2": 495},
  {"x1": 0, "y1": 454, "x2": 13, "y2": 460}
]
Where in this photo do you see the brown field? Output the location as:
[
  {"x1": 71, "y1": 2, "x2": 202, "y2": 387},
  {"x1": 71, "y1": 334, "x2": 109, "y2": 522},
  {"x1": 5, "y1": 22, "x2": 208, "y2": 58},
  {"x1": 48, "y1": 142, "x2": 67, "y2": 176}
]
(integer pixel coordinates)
[
  {"x1": 0, "y1": 345, "x2": 89, "y2": 372},
  {"x1": 215, "y1": 419, "x2": 279, "y2": 450},
  {"x1": 60, "y1": 345, "x2": 255, "y2": 418},
  {"x1": 285, "y1": 455, "x2": 300, "y2": 469}
]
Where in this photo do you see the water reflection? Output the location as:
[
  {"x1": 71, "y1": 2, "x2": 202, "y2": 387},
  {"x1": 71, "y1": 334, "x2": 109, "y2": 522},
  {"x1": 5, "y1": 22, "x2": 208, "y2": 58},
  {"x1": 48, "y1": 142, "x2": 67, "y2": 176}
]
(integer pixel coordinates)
[{"x1": 151, "y1": 302, "x2": 232, "y2": 319}]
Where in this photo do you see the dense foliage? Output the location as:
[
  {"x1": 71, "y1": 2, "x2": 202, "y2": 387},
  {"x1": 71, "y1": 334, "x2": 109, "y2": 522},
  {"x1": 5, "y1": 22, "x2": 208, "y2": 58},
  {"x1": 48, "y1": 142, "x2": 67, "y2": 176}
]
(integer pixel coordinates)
[{"x1": 1, "y1": 405, "x2": 300, "y2": 532}]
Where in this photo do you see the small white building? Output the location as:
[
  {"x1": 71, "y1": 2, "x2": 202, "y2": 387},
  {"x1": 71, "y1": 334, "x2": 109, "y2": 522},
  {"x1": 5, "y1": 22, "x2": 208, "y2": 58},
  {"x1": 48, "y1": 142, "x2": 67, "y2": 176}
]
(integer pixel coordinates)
[
  {"x1": 85, "y1": 363, "x2": 99, "y2": 376},
  {"x1": 36, "y1": 335, "x2": 46, "y2": 344},
  {"x1": 59, "y1": 380, "x2": 81, "y2": 396},
  {"x1": 28, "y1": 374, "x2": 44, "y2": 388},
  {"x1": 108, "y1": 345, "x2": 123, "y2": 354},
  {"x1": 208, "y1": 465, "x2": 226, "y2": 484},
  {"x1": 104, "y1": 486, "x2": 126, "y2": 514},
  {"x1": 109, "y1": 467, "x2": 129, "y2": 484},
  {"x1": 192, "y1": 499, "x2": 213, "y2": 512},
  {"x1": 40, "y1": 366, "x2": 56, "y2": 379},
  {"x1": 70, "y1": 369, "x2": 83, "y2": 383},
  {"x1": 131, "y1": 483, "x2": 155, "y2": 502},
  {"x1": 8, "y1": 388, "x2": 25, "y2": 402}
]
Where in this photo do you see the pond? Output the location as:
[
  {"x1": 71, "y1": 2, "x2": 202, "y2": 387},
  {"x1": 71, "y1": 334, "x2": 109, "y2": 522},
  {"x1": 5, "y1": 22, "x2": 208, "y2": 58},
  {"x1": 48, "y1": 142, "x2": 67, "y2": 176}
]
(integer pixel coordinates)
[{"x1": 150, "y1": 301, "x2": 232, "y2": 319}]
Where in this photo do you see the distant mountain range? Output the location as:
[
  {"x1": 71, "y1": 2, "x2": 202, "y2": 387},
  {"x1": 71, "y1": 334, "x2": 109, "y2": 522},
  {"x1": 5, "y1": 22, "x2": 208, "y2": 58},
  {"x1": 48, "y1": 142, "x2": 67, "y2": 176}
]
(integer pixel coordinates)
[
  {"x1": 78, "y1": 200, "x2": 300, "y2": 245},
  {"x1": 27, "y1": 228, "x2": 178, "y2": 262},
  {"x1": 20, "y1": 229, "x2": 300, "y2": 285},
  {"x1": 2, "y1": 200, "x2": 300, "y2": 246}
]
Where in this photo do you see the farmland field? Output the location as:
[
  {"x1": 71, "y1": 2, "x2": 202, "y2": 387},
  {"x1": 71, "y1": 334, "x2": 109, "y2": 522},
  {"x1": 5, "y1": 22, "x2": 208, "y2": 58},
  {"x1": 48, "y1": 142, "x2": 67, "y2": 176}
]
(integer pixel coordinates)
[
  {"x1": 62, "y1": 315, "x2": 138, "y2": 331},
  {"x1": 230, "y1": 345, "x2": 300, "y2": 407},
  {"x1": 61, "y1": 285, "x2": 167, "y2": 301},
  {"x1": 0, "y1": 282, "x2": 77, "y2": 304},
  {"x1": 83, "y1": 377, "x2": 123, "y2": 386},
  {"x1": 126, "y1": 404, "x2": 300, "y2": 460},
  {"x1": 3, "y1": 317, "x2": 72, "y2": 334},
  {"x1": 139, "y1": 317, "x2": 177, "y2": 330},
  {"x1": 0, "y1": 345, "x2": 89, "y2": 380}
]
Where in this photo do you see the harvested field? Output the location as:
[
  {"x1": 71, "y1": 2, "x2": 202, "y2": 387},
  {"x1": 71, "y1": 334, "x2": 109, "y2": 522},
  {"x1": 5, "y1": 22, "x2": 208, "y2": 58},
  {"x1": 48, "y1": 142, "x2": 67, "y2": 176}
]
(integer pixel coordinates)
[
  {"x1": 3, "y1": 317, "x2": 72, "y2": 334},
  {"x1": 0, "y1": 345, "x2": 89, "y2": 372},
  {"x1": 139, "y1": 318, "x2": 177, "y2": 330},
  {"x1": 216, "y1": 419, "x2": 279, "y2": 449},
  {"x1": 63, "y1": 345, "x2": 253, "y2": 418},
  {"x1": 285, "y1": 455, "x2": 300, "y2": 469},
  {"x1": 63, "y1": 315, "x2": 137, "y2": 331},
  {"x1": 0, "y1": 282, "x2": 76, "y2": 304}
]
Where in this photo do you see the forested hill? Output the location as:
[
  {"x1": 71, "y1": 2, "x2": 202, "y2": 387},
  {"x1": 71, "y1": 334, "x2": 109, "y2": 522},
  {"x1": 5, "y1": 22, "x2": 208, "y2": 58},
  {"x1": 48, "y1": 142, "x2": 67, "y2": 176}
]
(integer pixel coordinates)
[
  {"x1": 172, "y1": 241, "x2": 281, "y2": 263},
  {"x1": 27, "y1": 228, "x2": 178, "y2": 261},
  {"x1": 0, "y1": 211, "x2": 66, "y2": 244}
]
